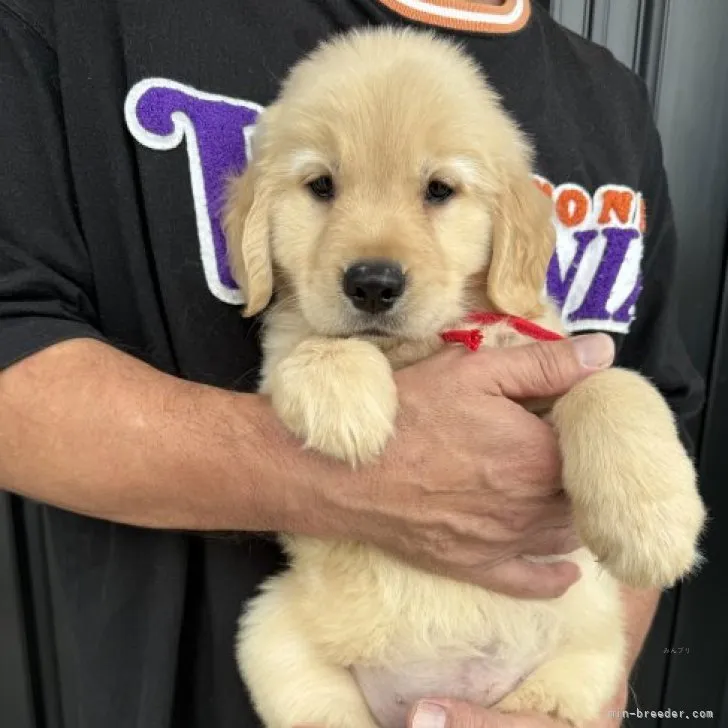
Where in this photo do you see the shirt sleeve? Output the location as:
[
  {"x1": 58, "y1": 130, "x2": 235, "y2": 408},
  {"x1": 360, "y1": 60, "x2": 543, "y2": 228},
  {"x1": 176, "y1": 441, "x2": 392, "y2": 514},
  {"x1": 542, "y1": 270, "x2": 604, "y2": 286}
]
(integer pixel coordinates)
[
  {"x1": 0, "y1": 5, "x2": 106, "y2": 371},
  {"x1": 616, "y1": 89, "x2": 704, "y2": 456}
]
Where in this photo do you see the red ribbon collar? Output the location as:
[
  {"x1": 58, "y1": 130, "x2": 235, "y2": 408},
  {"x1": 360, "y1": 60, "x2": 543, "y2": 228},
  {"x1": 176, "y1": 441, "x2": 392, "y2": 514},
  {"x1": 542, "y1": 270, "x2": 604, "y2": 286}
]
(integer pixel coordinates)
[{"x1": 440, "y1": 312, "x2": 563, "y2": 352}]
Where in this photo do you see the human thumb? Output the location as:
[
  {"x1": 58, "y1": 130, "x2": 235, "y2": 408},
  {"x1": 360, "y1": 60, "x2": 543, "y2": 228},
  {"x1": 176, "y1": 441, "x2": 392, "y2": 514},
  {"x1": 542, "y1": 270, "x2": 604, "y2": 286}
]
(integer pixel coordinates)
[
  {"x1": 410, "y1": 700, "x2": 561, "y2": 728},
  {"x1": 480, "y1": 333, "x2": 615, "y2": 401}
]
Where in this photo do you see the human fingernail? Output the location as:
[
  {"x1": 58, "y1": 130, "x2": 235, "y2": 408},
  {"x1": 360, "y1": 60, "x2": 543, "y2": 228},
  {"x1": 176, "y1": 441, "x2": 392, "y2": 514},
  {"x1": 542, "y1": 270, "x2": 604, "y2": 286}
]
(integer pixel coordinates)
[
  {"x1": 571, "y1": 333, "x2": 615, "y2": 369},
  {"x1": 412, "y1": 701, "x2": 447, "y2": 728}
]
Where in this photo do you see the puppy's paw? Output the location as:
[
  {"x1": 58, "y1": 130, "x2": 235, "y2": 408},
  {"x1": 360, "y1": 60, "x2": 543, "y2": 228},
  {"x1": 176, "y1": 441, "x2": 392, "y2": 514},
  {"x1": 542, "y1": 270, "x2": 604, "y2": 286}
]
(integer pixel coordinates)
[
  {"x1": 573, "y1": 453, "x2": 706, "y2": 589},
  {"x1": 553, "y1": 369, "x2": 707, "y2": 589},
  {"x1": 494, "y1": 648, "x2": 621, "y2": 727},
  {"x1": 551, "y1": 376, "x2": 705, "y2": 588},
  {"x1": 496, "y1": 683, "x2": 587, "y2": 727},
  {"x1": 269, "y1": 338, "x2": 397, "y2": 465}
]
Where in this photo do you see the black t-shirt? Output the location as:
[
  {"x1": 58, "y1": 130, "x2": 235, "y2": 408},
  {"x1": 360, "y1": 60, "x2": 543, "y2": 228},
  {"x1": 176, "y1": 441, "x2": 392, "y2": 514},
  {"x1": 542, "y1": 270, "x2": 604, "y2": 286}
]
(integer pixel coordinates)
[{"x1": 0, "y1": 1, "x2": 703, "y2": 726}]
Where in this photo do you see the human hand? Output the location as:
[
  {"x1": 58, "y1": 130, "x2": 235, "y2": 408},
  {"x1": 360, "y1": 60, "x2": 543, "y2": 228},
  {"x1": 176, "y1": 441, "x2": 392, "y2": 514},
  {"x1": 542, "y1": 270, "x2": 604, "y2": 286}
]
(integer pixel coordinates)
[{"x1": 316, "y1": 334, "x2": 615, "y2": 599}]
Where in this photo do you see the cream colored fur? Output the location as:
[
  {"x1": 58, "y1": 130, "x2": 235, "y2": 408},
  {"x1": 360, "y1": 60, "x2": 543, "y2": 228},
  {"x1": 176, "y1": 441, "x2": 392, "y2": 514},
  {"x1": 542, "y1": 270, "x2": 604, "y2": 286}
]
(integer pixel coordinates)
[{"x1": 223, "y1": 28, "x2": 706, "y2": 728}]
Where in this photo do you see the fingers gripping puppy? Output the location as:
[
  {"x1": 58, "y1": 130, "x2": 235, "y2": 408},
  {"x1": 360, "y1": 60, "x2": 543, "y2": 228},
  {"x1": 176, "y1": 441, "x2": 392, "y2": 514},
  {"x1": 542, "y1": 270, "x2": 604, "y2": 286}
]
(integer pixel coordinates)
[{"x1": 223, "y1": 28, "x2": 706, "y2": 728}]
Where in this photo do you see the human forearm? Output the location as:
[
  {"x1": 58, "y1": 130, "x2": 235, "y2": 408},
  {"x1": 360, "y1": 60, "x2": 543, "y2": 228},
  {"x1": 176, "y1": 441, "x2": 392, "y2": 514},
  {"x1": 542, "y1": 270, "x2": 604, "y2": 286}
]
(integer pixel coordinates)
[
  {"x1": 0, "y1": 338, "x2": 322, "y2": 532},
  {"x1": 0, "y1": 334, "x2": 607, "y2": 598},
  {"x1": 598, "y1": 586, "x2": 660, "y2": 724},
  {"x1": 622, "y1": 586, "x2": 660, "y2": 672}
]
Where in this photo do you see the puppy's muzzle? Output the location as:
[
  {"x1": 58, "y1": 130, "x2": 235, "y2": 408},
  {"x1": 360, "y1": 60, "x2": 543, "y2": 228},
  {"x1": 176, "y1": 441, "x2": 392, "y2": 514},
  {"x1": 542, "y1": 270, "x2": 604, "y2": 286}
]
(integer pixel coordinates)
[{"x1": 343, "y1": 259, "x2": 405, "y2": 314}]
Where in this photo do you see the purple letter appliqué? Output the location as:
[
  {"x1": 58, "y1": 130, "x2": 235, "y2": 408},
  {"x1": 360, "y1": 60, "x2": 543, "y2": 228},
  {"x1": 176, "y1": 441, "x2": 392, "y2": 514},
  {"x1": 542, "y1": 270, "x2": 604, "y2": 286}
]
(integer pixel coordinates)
[
  {"x1": 542, "y1": 181, "x2": 646, "y2": 335},
  {"x1": 546, "y1": 230, "x2": 599, "y2": 312},
  {"x1": 125, "y1": 78, "x2": 262, "y2": 304},
  {"x1": 567, "y1": 227, "x2": 642, "y2": 326}
]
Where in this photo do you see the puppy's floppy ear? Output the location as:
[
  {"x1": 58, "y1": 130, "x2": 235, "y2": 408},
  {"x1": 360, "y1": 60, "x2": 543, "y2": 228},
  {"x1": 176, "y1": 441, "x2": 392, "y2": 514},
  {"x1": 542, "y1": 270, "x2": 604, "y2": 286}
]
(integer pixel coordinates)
[
  {"x1": 223, "y1": 166, "x2": 273, "y2": 317},
  {"x1": 224, "y1": 106, "x2": 283, "y2": 318},
  {"x1": 487, "y1": 167, "x2": 556, "y2": 319}
]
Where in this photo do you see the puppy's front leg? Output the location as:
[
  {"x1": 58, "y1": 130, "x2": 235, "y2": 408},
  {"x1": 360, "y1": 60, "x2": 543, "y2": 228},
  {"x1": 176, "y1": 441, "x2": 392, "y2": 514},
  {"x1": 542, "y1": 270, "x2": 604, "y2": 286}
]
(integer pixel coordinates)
[
  {"x1": 550, "y1": 368, "x2": 706, "y2": 589},
  {"x1": 265, "y1": 337, "x2": 397, "y2": 466}
]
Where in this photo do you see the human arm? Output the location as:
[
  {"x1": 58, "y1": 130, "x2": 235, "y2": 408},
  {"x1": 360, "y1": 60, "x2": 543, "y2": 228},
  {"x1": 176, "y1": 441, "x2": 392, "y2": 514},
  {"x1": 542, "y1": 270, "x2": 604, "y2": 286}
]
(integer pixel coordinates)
[{"x1": 0, "y1": 332, "x2": 610, "y2": 596}]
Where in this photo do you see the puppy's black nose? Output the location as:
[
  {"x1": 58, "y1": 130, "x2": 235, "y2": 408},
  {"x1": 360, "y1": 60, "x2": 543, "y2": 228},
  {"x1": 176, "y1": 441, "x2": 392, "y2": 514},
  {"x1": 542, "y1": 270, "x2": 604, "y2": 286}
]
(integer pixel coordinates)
[{"x1": 343, "y1": 259, "x2": 405, "y2": 314}]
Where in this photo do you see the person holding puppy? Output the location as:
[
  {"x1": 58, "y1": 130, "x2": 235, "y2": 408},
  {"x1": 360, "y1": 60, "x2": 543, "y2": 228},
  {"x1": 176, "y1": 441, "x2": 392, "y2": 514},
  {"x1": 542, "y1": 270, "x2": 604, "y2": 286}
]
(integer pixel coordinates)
[{"x1": 0, "y1": 1, "x2": 702, "y2": 728}]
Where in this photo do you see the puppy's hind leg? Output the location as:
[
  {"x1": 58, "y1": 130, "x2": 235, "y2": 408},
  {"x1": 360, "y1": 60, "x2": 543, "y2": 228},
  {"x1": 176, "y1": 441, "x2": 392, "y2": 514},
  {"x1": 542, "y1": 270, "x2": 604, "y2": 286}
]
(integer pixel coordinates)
[
  {"x1": 238, "y1": 577, "x2": 379, "y2": 728},
  {"x1": 494, "y1": 639, "x2": 624, "y2": 726}
]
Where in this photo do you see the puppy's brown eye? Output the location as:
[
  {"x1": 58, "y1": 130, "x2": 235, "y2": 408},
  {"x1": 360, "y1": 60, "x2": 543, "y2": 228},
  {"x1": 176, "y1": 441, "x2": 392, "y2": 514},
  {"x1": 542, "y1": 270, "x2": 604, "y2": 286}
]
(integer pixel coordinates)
[
  {"x1": 308, "y1": 175, "x2": 335, "y2": 200},
  {"x1": 425, "y1": 180, "x2": 455, "y2": 203}
]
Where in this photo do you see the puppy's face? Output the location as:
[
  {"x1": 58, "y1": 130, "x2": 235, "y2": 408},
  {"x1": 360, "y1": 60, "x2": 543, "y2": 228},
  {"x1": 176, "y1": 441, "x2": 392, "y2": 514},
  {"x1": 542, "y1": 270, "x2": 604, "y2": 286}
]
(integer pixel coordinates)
[{"x1": 225, "y1": 29, "x2": 555, "y2": 340}]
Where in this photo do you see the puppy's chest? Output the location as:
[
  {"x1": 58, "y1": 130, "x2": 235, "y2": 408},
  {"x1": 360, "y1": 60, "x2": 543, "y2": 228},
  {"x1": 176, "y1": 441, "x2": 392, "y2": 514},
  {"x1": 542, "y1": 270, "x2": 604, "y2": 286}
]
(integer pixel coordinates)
[{"x1": 351, "y1": 652, "x2": 537, "y2": 728}]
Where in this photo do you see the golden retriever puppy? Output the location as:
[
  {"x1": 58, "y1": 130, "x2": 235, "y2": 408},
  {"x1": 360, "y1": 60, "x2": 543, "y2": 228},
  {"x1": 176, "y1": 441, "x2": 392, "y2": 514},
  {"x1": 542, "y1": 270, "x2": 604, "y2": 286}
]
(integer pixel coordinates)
[{"x1": 223, "y1": 27, "x2": 706, "y2": 728}]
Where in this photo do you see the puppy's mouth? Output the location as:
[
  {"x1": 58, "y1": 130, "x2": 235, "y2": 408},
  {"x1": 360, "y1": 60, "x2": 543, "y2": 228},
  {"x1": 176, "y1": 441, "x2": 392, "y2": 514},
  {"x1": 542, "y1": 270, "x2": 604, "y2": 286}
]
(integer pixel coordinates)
[
  {"x1": 339, "y1": 315, "x2": 405, "y2": 340},
  {"x1": 342, "y1": 326, "x2": 395, "y2": 340},
  {"x1": 357, "y1": 327, "x2": 391, "y2": 338},
  {"x1": 338, "y1": 309, "x2": 405, "y2": 340},
  {"x1": 335, "y1": 307, "x2": 443, "y2": 341}
]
